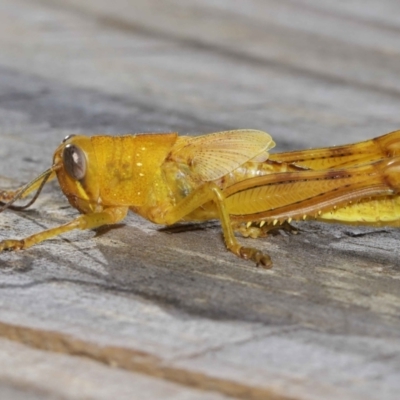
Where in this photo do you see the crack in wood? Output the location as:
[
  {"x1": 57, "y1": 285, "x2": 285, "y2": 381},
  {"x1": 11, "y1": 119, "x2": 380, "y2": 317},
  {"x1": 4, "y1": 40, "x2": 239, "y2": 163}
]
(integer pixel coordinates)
[{"x1": 0, "y1": 321, "x2": 296, "y2": 400}]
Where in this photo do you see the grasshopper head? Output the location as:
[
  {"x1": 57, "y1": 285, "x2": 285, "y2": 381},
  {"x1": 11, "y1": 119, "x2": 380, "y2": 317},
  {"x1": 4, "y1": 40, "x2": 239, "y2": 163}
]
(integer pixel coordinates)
[{"x1": 53, "y1": 135, "x2": 101, "y2": 214}]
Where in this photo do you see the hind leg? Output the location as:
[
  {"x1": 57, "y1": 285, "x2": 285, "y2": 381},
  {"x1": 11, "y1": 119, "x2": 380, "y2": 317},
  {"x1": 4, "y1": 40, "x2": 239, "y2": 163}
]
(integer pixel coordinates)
[{"x1": 234, "y1": 220, "x2": 298, "y2": 239}]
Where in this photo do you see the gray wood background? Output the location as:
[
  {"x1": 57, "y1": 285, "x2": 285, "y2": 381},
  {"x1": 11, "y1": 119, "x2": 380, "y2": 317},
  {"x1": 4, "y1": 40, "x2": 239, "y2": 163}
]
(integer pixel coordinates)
[{"x1": 0, "y1": 1, "x2": 400, "y2": 399}]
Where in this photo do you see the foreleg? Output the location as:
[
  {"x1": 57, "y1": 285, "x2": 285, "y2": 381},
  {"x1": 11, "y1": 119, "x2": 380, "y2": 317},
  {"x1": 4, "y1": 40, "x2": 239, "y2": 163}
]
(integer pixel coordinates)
[{"x1": 0, "y1": 207, "x2": 128, "y2": 251}]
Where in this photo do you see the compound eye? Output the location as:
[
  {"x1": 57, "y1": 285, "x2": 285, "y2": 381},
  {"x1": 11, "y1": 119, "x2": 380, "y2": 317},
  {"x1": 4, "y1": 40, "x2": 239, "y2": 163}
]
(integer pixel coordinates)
[
  {"x1": 63, "y1": 144, "x2": 87, "y2": 181},
  {"x1": 62, "y1": 134, "x2": 76, "y2": 143}
]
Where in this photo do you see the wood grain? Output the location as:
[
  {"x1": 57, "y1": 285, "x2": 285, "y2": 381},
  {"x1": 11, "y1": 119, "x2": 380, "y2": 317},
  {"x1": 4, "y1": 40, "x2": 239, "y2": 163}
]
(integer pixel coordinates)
[{"x1": 0, "y1": 1, "x2": 400, "y2": 399}]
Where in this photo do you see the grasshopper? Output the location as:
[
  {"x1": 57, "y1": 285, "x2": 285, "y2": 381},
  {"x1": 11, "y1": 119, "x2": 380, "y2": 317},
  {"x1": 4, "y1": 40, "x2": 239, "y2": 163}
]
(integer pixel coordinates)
[{"x1": 1, "y1": 129, "x2": 400, "y2": 268}]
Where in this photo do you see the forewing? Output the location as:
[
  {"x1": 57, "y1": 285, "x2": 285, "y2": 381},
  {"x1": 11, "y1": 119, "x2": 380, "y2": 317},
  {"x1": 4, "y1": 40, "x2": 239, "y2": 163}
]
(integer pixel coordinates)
[
  {"x1": 170, "y1": 130, "x2": 275, "y2": 181},
  {"x1": 269, "y1": 130, "x2": 400, "y2": 169}
]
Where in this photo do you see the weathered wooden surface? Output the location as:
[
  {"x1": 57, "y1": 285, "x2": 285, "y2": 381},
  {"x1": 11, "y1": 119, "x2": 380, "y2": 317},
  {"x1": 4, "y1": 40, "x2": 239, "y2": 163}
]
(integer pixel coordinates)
[{"x1": 1, "y1": 1, "x2": 400, "y2": 399}]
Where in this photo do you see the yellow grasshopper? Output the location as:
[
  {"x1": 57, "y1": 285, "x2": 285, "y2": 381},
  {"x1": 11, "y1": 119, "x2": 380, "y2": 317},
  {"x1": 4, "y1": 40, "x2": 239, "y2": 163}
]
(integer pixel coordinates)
[{"x1": 1, "y1": 129, "x2": 400, "y2": 268}]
